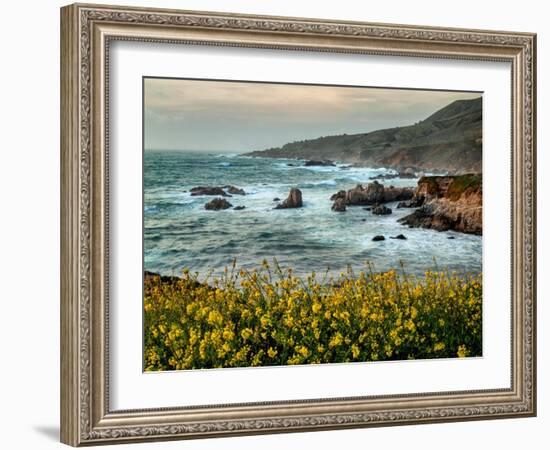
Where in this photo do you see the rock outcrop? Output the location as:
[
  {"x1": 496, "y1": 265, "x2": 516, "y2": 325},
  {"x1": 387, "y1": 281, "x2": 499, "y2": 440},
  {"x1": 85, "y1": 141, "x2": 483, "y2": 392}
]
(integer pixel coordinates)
[
  {"x1": 370, "y1": 169, "x2": 418, "y2": 181},
  {"x1": 343, "y1": 181, "x2": 414, "y2": 206},
  {"x1": 330, "y1": 190, "x2": 346, "y2": 201},
  {"x1": 397, "y1": 197, "x2": 425, "y2": 208},
  {"x1": 204, "y1": 198, "x2": 233, "y2": 210},
  {"x1": 390, "y1": 234, "x2": 407, "y2": 240},
  {"x1": 398, "y1": 174, "x2": 482, "y2": 235},
  {"x1": 304, "y1": 160, "x2": 335, "y2": 167},
  {"x1": 372, "y1": 204, "x2": 392, "y2": 215},
  {"x1": 331, "y1": 197, "x2": 346, "y2": 212},
  {"x1": 275, "y1": 188, "x2": 303, "y2": 209},
  {"x1": 191, "y1": 186, "x2": 229, "y2": 197},
  {"x1": 225, "y1": 185, "x2": 246, "y2": 195},
  {"x1": 191, "y1": 185, "x2": 246, "y2": 196}
]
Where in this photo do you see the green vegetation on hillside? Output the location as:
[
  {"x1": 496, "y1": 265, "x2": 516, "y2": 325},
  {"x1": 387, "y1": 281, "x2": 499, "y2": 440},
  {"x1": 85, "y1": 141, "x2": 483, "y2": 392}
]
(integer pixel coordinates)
[
  {"x1": 246, "y1": 97, "x2": 482, "y2": 173},
  {"x1": 447, "y1": 174, "x2": 482, "y2": 201}
]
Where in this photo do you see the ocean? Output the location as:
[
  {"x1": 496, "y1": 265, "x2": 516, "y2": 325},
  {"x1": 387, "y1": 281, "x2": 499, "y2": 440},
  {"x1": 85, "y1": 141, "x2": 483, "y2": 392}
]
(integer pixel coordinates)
[{"x1": 144, "y1": 151, "x2": 482, "y2": 278}]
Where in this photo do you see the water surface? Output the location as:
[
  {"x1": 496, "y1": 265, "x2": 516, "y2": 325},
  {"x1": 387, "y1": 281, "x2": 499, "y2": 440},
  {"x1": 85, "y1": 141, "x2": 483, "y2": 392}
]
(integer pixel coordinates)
[{"x1": 144, "y1": 151, "x2": 482, "y2": 278}]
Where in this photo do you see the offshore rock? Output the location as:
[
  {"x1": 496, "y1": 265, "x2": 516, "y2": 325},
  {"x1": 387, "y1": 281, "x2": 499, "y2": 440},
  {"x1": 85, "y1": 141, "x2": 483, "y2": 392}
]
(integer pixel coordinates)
[
  {"x1": 372, "y1": 204, "x2": 392, "y2": 215},
  {"x1": 275, "y1": 188, "x2": 303, "y2": 209},
  {"x1": 331, "y1": 197, "x2": 347, "y2": 212},
  {"x1": 191, "y1": 186, "x2": 229, "y2": 196},
  {"x1": 304, "y1": 159, "x2": 335, "y2": 167},
  {"x1": 343, "y1": 181, "x2": 414, "y2": 206},
  {"x1": 204, "y1": 198, "x2": 233, "y2": 210},
  {"x1": 225, "y1": 185, "x2": 246, "y2": 195}
]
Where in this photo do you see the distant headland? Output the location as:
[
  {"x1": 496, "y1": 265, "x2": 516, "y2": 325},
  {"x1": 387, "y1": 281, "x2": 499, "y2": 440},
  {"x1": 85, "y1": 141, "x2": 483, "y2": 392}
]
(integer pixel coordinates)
[{"x1": 244, "y1": 97, "x2": 482, "y2": 174}]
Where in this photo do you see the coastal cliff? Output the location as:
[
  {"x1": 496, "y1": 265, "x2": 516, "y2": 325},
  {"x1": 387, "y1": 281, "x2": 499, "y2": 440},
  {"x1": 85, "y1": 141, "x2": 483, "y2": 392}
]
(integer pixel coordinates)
[
  {"x1": 244, "y1": 97, "x2": 482, "y2": 174},
  {"x1": 398, "y1": 174, "x2": 482, "y2": 235}
]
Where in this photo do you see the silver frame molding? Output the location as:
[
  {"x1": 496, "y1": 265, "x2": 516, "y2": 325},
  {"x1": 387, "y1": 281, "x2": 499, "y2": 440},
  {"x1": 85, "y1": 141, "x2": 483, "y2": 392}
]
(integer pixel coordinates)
[{"x1": 60, "y1": 3, "x2": 536, "y2": 446}]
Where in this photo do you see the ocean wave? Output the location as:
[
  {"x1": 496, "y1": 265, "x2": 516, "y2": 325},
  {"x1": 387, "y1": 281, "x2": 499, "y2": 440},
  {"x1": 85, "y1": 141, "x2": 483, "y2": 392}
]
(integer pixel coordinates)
[
  {"x1": 298, "y1": 180, "x2": 338, "y2": 188},
  {"x1": 213, "y1": 153, "x2": 239, "y2": 158},
  {"x1": 144, "y1": 152, "x2": 482, "y2": 277}
]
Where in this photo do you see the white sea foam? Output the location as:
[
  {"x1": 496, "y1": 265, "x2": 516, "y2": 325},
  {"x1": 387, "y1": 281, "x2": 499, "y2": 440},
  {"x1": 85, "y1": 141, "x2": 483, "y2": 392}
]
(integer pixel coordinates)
[{"x1": 144, "y1": 152, "x2": 481, "y2": 277}]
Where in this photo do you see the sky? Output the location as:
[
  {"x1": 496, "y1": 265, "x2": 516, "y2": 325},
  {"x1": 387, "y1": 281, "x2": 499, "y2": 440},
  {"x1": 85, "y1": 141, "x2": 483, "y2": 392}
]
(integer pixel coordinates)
[{"x1": 144, "y1": 78, "x2": 481, "y2": 153}]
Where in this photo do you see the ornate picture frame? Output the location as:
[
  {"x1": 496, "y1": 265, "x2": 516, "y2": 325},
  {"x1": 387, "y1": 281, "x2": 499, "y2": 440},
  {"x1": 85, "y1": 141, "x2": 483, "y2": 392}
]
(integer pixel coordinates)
[{"x1": 60, "y1": 3, "x2": 536, "y2": 446}]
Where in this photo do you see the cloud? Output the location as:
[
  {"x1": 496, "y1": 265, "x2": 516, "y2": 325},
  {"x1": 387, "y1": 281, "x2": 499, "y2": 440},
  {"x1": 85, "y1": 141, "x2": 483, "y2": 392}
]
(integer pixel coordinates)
[{"x1": 143, "y1": 78, "x2": 481, "y2": 152}]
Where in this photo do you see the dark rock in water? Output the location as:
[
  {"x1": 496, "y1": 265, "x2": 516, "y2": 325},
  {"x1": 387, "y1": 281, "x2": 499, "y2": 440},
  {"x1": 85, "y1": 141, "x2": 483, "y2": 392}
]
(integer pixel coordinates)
[
  {"x1": 399, "y1": 204, "x2": 458, "y2": 232},
  {"x1": 390, "y1": 234, "x2": 407, "y2": 240},
  {"x1": 273, "y1": 197, "x2": 281, "y2": 202},
  {"x1": 397, "y1": 196, "x2": 425, "y2": 208},
  {"x1": 204, "y1": 198, "x2": 232, "y2": 210},
  {"x1": 192, "y1": 185, "x2": 246, "y2": 196},
  {"x1": 395, "y1": 168, "x2": 419, "y2": 179},
  {"x1": 224, "y1": 185, "x2": 246, "y2": 195},
  {"x1": 372, "y1": 204, "x2": 392, "y2": 215},
  {"x1": 347, "y1": 181, "x2": 383, "y2": 205},
  {"x1": 233, "y1": 205, "x2": 246, "y2": 210},
  {"x1": 275, "y1": 188, "x2": 303, "y2": 209},
  {"x1": 370, "y1": 173, "x2": 398, "y2": 180},
  {"x1": 286, "y1": 163, "x2": 296, "y2": 166},
  {"x1": 304, "y1": 159, "x2": 335, "y2": 167},
  {"x1": 372, "y1": 235, "x2": 385, "y2": 241},
  {"x1": 331, "y1": 197, "x2": 346, "y2": 212},
  {"x1": 343, "y1": 181, "x2": 414, "y2": 206},
  {"x1": 191, "y1": 186, "x2": 229, "y2": 197},
  {"x1": 330, "y1": 190, "x2": 346, "y2": 201},
  {"x1": 339, "y1": 165, "x2": 351, "y2": 170},
  {"x1": 448, "y1": 236, "x2": 456, "y2": 239},
  {"x1": 363, "y1": 207, "x2": 372, "y2": 211},
  {"x1": 399, "y1": 205, "x2": 438, "y2": 226},
  {"x1": 383, "y1": 185, "x2": 415, "y2": 203},
  {"x1": 370, "y1": 169, "x2": 417, "y2": 180},
  {"x1": 361, "y1": 218, "x2": 367, "y2": 222}
]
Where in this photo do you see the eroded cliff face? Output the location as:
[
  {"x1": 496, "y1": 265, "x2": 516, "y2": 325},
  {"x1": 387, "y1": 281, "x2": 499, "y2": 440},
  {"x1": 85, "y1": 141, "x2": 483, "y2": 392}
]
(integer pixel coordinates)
[{"x1": 398, "y1": 175, "x2": 482, "y2": 235}]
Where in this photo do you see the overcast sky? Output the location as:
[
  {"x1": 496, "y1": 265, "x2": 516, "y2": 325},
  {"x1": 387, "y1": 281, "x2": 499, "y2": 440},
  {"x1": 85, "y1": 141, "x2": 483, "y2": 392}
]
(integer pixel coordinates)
[{"x1": 144, "y1": 78, "x2": 481, "y2": 152}]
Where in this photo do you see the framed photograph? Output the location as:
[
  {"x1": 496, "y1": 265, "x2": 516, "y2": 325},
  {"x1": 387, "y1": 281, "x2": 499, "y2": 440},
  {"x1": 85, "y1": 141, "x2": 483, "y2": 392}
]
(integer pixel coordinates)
[{"x1": 60, "y1": 3, "x2": 536, "y2": 446}]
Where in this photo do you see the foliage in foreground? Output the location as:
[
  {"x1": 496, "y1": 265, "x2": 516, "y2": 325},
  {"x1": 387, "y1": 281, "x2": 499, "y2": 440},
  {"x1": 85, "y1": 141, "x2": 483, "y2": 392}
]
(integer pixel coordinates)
[{"x1": 144, "y1": 262, "x2": 482, "y2": 371}]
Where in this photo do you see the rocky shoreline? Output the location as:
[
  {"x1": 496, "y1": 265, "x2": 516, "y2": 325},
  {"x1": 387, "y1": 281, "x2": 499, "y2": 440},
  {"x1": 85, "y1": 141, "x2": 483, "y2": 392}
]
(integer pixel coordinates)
[
  {"x1": 398, "y1": 175, "x2": 482, "y2": 235},
  {"x1": 327, "y1": 175, "x2": 481, "y2": 235},
  {"x1": 189, "y1": 173, "x2": 482, "y2": 236}
]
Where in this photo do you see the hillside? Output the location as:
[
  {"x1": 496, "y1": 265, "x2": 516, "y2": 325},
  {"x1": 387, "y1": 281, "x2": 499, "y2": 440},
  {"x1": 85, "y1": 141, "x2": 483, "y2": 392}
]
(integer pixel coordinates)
[{"x1": 244, "y1": 97, "x2": 482, "y2": 173}]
